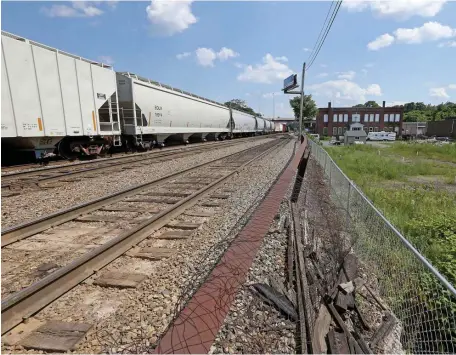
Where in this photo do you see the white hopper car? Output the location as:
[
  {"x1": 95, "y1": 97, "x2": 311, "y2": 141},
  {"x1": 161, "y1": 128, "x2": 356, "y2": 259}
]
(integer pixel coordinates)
[
  {"x1": 1, "y1": 31, "x2": 121, "y2": 161},
  {"x1": 1, "y1": 31, "x2": 275, "y2": 161}
]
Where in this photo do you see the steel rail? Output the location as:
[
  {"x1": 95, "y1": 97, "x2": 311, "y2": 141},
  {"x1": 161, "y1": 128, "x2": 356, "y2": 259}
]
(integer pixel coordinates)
[
  {"x1": 1, "y1": 137, "x2": 272, "y2": 189},
  {"x1": 1, "y1": 138, "x2": 280, "y2": 246},
  {"x1": 1, "y1": 138, "x2": 289, "y2": 335},
  {"x1": 1, "y1": 135, "x2": 271, "y2": 180}
]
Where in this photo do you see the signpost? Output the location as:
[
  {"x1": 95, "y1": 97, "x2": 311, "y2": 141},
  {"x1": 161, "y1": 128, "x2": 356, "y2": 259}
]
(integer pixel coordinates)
[{"x1": 282, "y1": 63, "x2": 306, "y2": 143}]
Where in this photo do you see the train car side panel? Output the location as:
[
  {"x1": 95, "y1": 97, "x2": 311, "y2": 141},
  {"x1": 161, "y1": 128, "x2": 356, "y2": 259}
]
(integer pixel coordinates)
[
  {"x1": 57, "y1": 54, "x2": 83, "y2": 136},
  {"x1": 75, "y1": 61, "x2": 98, "y2": 136},
  {"x1": 91, "y1": 65, "x2": 120, "y2": 134},
  {"x1": 2, "y1": 35, "x2": 43, "y2": 137},
  {"x1": 32, "y1": 45, "x2": 66, "y2": 137},
  {"x1": 232, "y1": 110, "x2": 256, "y2": 133},
  {"x1": 1, "y1": 48, "x2": 17, "y2": 137}
]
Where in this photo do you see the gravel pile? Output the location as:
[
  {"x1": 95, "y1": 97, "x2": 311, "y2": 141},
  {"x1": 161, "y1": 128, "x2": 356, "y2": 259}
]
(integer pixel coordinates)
[
  {"x1": 2, "y1": 138, "x2": 295, "y2": 354},
  {"x1": 1, "y1": 138, "x2": 271, "y2": 229}
]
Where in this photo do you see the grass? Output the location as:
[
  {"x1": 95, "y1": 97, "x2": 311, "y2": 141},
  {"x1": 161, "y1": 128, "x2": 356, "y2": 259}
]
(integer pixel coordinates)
[{"x1": 325, "y1": 143, "x2": 456, "y2": 285}]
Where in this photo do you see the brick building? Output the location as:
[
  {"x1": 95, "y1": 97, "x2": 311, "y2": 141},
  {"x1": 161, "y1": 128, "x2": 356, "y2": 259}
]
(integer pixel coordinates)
[{"x1": 316, "y1": 101, "x2": 403, "y2": 137}]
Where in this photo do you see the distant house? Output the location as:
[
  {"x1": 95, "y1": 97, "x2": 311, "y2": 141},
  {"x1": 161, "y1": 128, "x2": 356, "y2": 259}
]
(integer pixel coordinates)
[{"x1": 344, "y1": 123, "x2": 367, "y2": 145}]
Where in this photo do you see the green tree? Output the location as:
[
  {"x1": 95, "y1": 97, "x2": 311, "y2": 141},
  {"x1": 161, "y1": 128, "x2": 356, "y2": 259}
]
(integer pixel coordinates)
[
  {"x1": 352, "y1": 101, "x2": 380, "y2": 108},
  {"x1": 224, "y1": 99, "x2": 262, "y2": 116},
  {"x1": 289, "y1": 94, "x2": 318, "y2": 121}
]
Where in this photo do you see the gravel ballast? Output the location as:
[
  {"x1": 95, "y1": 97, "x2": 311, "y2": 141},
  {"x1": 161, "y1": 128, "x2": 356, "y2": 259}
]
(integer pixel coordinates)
[
  {"x1": 1, "y1": 138, "x2": 271, "y2": 229},
  {"x1": 2, "y1": 138, "x2": 296, "y2": 354}
]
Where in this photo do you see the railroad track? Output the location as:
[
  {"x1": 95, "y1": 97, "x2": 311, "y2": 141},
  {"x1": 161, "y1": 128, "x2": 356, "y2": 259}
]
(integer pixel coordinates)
[
  {"x1": 1, "y1": 137, "x2": 290, "y2": 344},
  {"x1": 1, "y1": 136, "x2": 273, "y2": 195}
]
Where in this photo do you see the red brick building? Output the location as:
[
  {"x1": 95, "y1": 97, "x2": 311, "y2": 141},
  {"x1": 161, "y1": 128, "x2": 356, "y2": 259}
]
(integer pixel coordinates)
[{"x1": 316, "y1": 101, "x2": 404, "y2": 137}]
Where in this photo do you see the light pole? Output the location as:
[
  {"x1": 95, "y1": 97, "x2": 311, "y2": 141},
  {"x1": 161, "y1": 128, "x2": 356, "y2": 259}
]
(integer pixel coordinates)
[{"x1": 272, "y1": 93, "x2": 275, "y2": 120}]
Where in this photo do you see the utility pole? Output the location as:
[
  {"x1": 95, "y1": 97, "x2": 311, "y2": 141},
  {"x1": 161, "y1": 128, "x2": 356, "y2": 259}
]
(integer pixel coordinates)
[
  {"x1": 272, "y1": 93, "x2": 275, "y2": 120},
  {"x1": 282, "y1": 62, "x2": 306, "y2": 143},
  {"x1": 298, "y1": 62, "x2": 306, "y2": 143}
]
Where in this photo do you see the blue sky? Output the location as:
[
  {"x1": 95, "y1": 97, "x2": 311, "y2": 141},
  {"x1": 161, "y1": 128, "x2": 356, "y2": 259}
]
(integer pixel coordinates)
[{"x1": 2, "y1": 0, "x2": 455, "y2": 118}]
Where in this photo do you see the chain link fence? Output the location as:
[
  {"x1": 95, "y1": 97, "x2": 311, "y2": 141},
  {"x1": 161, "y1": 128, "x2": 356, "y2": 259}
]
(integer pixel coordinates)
[{"x1": 308, "y1": 139, "x2": 456, "y2": 354}]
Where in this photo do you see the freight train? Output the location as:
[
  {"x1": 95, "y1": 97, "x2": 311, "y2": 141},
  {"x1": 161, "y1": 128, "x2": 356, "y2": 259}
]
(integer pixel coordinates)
[{"x1": 1, "y1": 31, "x2": 275, "y2": 163}]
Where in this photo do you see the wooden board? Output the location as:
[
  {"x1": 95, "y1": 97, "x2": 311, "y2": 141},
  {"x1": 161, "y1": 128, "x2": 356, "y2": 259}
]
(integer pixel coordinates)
[
  {"x1": 19, "y1": 321, "x2": 92, "y2": 352},
  {"x1": 128, "y1": 247, "x2": 176, "y2": 260},
  {"x1": 184, "y1": 210, "x2": 215, "y2": 217},
  {"x1": 93, "y1": 271, "x2": 147, "y2": 288},
  {"x1": 166, "y1": 222, "x2": 201, "y2": 230}
]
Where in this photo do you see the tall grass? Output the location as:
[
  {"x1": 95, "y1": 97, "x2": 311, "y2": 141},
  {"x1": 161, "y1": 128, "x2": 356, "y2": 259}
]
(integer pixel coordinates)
[
  {"x1": 326, "y1": 144, "x2": 456, "y2": 285},
  {"x1": 388, "y1": 142, "x2": 456, "y2": 163}
]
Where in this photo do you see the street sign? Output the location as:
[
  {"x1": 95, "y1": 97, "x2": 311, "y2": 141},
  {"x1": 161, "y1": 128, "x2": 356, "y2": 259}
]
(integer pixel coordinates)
[{"x1": 283, "y1": 74, "x2": 298, "y2": 91}]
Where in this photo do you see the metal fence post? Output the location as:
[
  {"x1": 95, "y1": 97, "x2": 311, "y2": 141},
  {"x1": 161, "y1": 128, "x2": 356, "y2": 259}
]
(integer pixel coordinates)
[{"x1": 346, "y1": 182, "x2": 351, "y2": 227}]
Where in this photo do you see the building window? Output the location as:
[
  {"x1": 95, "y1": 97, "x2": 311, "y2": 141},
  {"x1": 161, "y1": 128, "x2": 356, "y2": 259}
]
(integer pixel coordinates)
[
  {"x1": 355, "y1": 136, "x2": 360, "y2": 140},
  {"x1": 395, "y1": 114, "x2": 400, "y2": 122},
  {"x1": 333, "y1": 127, "x2": 337, "y2": 136},
  {"x1": 333, "y1": 114, "x2": 337, "y2": 122},
  {"x1": 344, "y1": 114, "x2": 348, "y2": 122},
  {"x1": 339, "y1": 114, "x2": 343, "y2": 122},
  {"x1": 364, "y1": 114, "x2": 368, "y2": 122},
  {"x1": 375, "y1": 114, "x2": 379, "y2": 122},
  {"x1": 353, "y1": 127, "x2": 361, "y2": 131},
  {"x1": 323, "y1": 127, "x2": 328, "y2": 136},
  {"x1": 353, "y1": 114, "x2": 360, "y2": 122},
  {"x1": 338, "y1": 127, "x2": 343, "y2": 135},
  {"x1": 370, "y1": 114, "x2": 374, "y2": 122},
  {"x1": 324, "y1": 114, "x2": 328, "y2": 123},
  {"x1": 384, "y1": 114, "x2": 389, "y2": 122},
  {"x1": 369, "y1": 127, "x2": 374, "y2": 132},
  {"x1": 343, "y1": 127, "x2": 347, "y2": 133}
]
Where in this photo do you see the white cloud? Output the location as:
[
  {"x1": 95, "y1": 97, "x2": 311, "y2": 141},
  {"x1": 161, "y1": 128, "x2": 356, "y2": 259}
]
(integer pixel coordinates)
[
  {"x1": 438, "y1": 40, "x2": 456, "y2": 48},
  {"x1": 237, "y1": 54, "x2": 293, "y2": 84},
  {"x1": 308, "y1": 79, "x2": 382, "y2": 104},
  {"x1": 448, "y1": 84, "x2": 456, "y2": 90},
  {"x1": 262, "y1": 92, "x2": 280, "y2": 99},
  {"x1": 367, "y1": 33, "x2": 395, "y2": 50},
  {"x1": 217, "y1": 47, "x2": 239, "y2": 61},
  {"x1": 368, "y1": 22, "x2": 456, "y2": 50},
  {"x1": 342, "y1": 0, "x2": 447, "y2": 20},
  {"x1": 394, "y1": 22, "x2": 456, "y2": 44},
  {"x1": 316, "y1": 72, "x2": 329, "y2": 78},
  {"x1": 430, "y1": 87, "x2": 450, "y2": 98},
  {"x1": 234, "y1": 62, "x2": 244, "y2": 69},
  {"x1": 195, "y1": 48, "x2": 217, "y2": 67},
  {"x1": 41, "y1": 1, "x2": 104, "y2": 17},
  {"x1": 275, "y1": 56, "x2": 288, "y2": 62},
  {"x1": 337, "y1": 70, "x2": 356, "y2": 80},
  {"x1": 386, "y1": 101, "x2": 407, "y2": 107},
  {"x1": 176, "y1": 52, "x2": 191, "y2": 60},
  {"x1": 98, "y1": 56, "x2": 114, "y2": 65},
  {"x1": 303, "y1": 48, "x2": 311, "y2": 52},
  {"x1": 146, "y1": 0, "x2": 197, "y2": 36}
]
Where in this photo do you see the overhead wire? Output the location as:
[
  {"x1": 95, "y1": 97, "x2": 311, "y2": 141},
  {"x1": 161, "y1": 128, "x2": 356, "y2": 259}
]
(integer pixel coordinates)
[{"x1": 306, "y1": 0, "x2": 343, "y2": 71}]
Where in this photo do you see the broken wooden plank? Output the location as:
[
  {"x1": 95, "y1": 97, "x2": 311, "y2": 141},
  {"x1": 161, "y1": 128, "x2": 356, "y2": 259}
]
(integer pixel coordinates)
[
  {"x1": 93, "y1": 272, "x2": 147, "y2": 289},
  {"x1": 338, "y1": 281, "x2": 355, "y2": 295},
  {"x1": 166, "y1": 222, "x2": 201, "y2": 230},
  {"x1": 19, "y1": 321, "x2": 92, "y2": 352},
  {"x1": 183, "y1": 210, "x2": 215, "y2": 217},
  {"x1": 343, "y1": 254, "x2": 358, "y2": 281},
  {"x1": 327, "y1": 329, "x2": 338, "y2": 354},
  {"x1": 250, "y1": 283, "x2": 298, "y2": 321},
  {"x1": 99, "y1": 206, "x2": 160, "y2": 213},
  {"x1": 157, "y1": 230, "x2": 193, "y2": 240},
  {"x1": 127, "y1": 247, "x2": 176, "y2": 260},
  {"x1": 353, "y1": 331, "x2": 373, "y2": 354},
  {"x1": 370, "y1": 313, "x2": 395, "y2": 349},
  {"x1": 311, "y1": 304, "x2": 332, "y2": 354},
  {"x1": 354, "y1": 303, "x2": 371, "y2": 330},
  {"x1": 334, "y1": 331, "x2": 350, "y2": 355},
  {"x1": 363, "y1": 284, "x2": 387, "y2": 311},
  {"x1": 335, "y1": 292, "x2": 349, "y2": 313}
]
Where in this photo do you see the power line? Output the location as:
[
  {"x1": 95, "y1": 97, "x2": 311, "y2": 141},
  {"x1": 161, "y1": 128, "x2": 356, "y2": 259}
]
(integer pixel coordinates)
[{"x1": 306, "y1": 0, "x2": 342, "y2": 70}]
